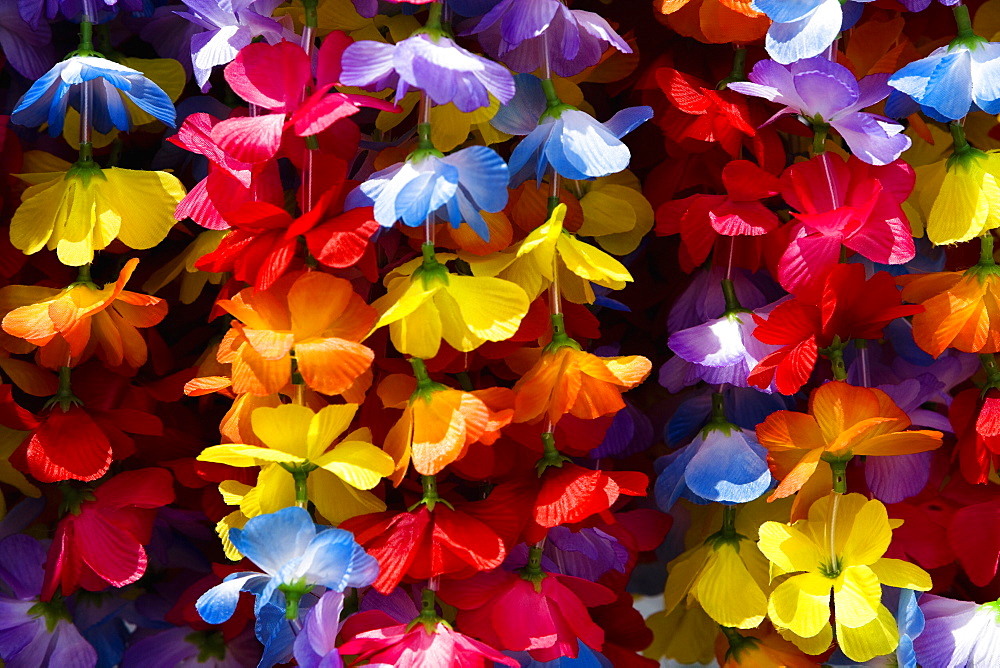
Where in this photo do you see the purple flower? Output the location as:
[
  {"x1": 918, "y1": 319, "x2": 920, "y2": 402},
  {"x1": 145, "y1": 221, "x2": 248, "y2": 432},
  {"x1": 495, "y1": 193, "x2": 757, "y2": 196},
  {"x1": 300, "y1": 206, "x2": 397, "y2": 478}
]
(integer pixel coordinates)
[
  {"x1": 122, "y1": 626, "x2": 260, "y2": 668},
  {"x1": 751, "y1": 0, "x2": 873, "y2": 64},
  {"x1": 666, "y1": 267, "x2": 777, "y2": 335},
  {"x1": 900, "y1": 0, "x2": 959, "y2": 10},
  {"x1": 667, "y1": 307, "x2": 781, "y2": 391},
  {"x1": 506, "y1": 527, "x2": 628, "y2": 581},
  {"x1": 0, "y1": 535, "x2": 97, "y2": 668},
  {"x1": 592, "y1": 400, "x2": 653, "y2": 459},
  {"x1": 0, "y1": 4, "x2": 56, "y2": 80},
  {"x1": 467, "y1": 0, "x2": 631, "y2": 77},
  {"x1": 175, "y1": 0, "x2": 293, "y2": 92},
  {"x1": 729, "y1": 56, "x2": 911, "y2": 165},
  {"x1": 914, "y1": 595, "x2": 1000, "y2": 667},
  {"x1": 19, "y1": 0, "x2": 146, "y2": 25},
  {"x1": 292, "y1": 591, "x2": 345, "y2": 668},
  {"x1": 340, "y1": 32, "x2": 515, "y2": 113}
]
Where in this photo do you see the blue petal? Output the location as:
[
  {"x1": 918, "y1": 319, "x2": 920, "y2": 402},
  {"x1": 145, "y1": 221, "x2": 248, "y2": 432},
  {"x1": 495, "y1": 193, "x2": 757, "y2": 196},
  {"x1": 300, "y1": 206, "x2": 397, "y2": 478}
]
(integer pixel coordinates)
[
  {"x1": 122, "y1": 74, "x2": 177, "y2": 127},
  {"x1": 508, "y1": 122, "x2": 551, "y2": 186},
  {"x1": 490, "y1": 72, "x2": 546, "y2": 136},
  {"x1": 684, "y1": 429, "x2": 772, "y2": 503},
  {"x1": 653, "y1": 445, "x2": 698, "y2": 511},
  {"x1": 665, "y1": 393, "x2": 712, "y2": 445},
  {"x1": 550, "y1": 109, "x2": 630, "y2": 179},
  {"x1": 602, "y1": 106, "x2": 653, "y2": 139},
  {"x1": 231, "y1": 506, "x2": 317, "y2": 576},
  {"x1": 294, "y1": 528, "x2": 379, "y2": 592},
  {"x1": 753, "y1": 0, "x2": 824, "y2": 23},
  {"x1": 395, "y1": 164, "x2": 459, "y2": 227},
  {"x1": 10, "y1": 61, "x2": 62, "y2": 125},
  {"x1": 765, "y1": 0, "x2": 842, "y2": 64},
  {"x1": 195, "y1": 573, "x2": 267, "y2": 624},
  {"x1": 446, "y1": 145, "x2": 510, "y2": 213}
]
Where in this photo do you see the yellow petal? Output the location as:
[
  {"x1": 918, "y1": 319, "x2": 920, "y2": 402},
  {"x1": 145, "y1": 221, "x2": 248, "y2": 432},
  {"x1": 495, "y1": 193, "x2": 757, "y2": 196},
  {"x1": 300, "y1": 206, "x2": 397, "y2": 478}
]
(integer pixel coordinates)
[
  {"x1": 663, "y1": 543, "x2": 710, "y2": 615},
  {"x1": 430, "y1": 103, "x2": 473, "y2": 153},
  {"x1": 308, "y1": 469, "x2": 387, "y2": 524},
  {"x1": 102, "y1": 168, "x2": 185, "y2": 250},
  {"x1": 437, "y1": 275, "x2": 529, "y2": 350},
  {"x1": 928, "y1": 158, "x2": 990, "y2": 245},
  {"x1": 578, "y1": 186, "x2": 637, "y2": 236},
  {"x1": 197, "y1": 444, "x2": 273, "y2": 467},
  {"x1": 307, "y1": 404, "x2": 359, "y2": 458},
  {"x1": 833, "y1": 565, "x2": 881, "y2": 629},
  {"x1": 389, "y1": 296, "x2": 444, "y2": 360},
  {"x1": 644, "y1": 606, "x2": 718, "y2": 666},
  {"x1": 250, "y1": 404, "x2": 314, "y2": 458},
  {"x1": 758, "y1": 521, "x2": 825, "y2": 575},
  {"x1": 216, "y1": 510, "x2": 249, "y2": 561},
  {"x1": 838, "y1": 496, "x2": 892, "y2": 567},
  {"x1": 10, "y1": 177, "x2": 62, "y2": 255},
  {"x1": 314, "y1": 440, "x2": 394, "y2": 489},
  {"x1": 777, "y1": 622, "x2": 833, "y2": 656},
  {"x1": 767, "y1": 572, "x2": 832, "y2": 639},
  {"x1": 836, "y1": 603, "x2": 899, "y2": 663},
  {"x1": 694, "y1": 542, "x2": 767, "y2": 629},
  {"x1": 869, "y1": 557, "x2": 933, "y2": 591}
]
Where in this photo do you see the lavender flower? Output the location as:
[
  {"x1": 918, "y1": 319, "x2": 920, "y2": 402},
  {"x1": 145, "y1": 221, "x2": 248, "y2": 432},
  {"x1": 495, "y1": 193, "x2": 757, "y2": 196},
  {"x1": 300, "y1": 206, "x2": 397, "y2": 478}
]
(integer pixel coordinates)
[
  {"x1": 914, "y1": 595, "x2": 1000, "y2": 667},
  {"x1": 0, "y1": 535, "x2": 98, "y2": 668},
  {"x1": 340, "y1": 32, "x2": 515, "y2": 112},
  {"x1": 175, "y1": 0, "x2": 292, "y2": 92},
  {"x1": 0, "y1": 4, "x2": 56, "y2": 80},
  {"x1": 729, "y1": 56, "x2": 910, "y2": 166},
  {"x1": 122, "y1": 627, "x2": 260, "y2": 668},
  {"x1": 900, "y1": 0, "x2": 960, "y2": 10},
  {"x1": 468, "y1": 0, "x2": 631, "y2": 77},
  {"x1": 19, "y1": 0, "x2": 146, "y2": 25},
  {"x1": 292, "y1": 591, "x2": 345, "y2": 668}
]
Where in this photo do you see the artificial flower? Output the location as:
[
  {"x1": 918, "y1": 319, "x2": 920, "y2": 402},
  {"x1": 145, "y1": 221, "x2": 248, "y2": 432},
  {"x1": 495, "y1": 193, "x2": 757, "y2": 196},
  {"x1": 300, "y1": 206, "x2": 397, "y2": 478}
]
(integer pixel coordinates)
[
  {"x1": 10, "y1": 157, "x2": 185, "y2": 266},
  {"x1": 466, "y1": 203, "x2": 632, "y2": 304},
  {"x1": 913, "y1": 595, "x2": 1000, "y2": 667},
  {"x1": 468, "y1": 0, "x2": 633, "y2": 77},
  {"x1": 143, "y1": 229, "x2": 227, "y2": 304},
  {"x1": 379, "y1": 364, "x2": 512, "y2": 480},
  {"x1": 756, "y1": 381, "x2": 942, "y2": 517},
  {"x1": 749, "y1": 264, "x2": 923, "y2": 395},
  {"x1": 197, "y1": 403, "x2": 394, "y2": 526},
  {"x1": 216, "y1": 271, "x2": 376, "y2": 396},
  {"x1": 43, "y1": 468, "x2": 176, "y2": 598},
  {"x1": 0, "y1": 534, "x2": 98, "y2": 667},
  {"x1": 437, "y1": 558, "x2": 616, "y2": 662},
  {"x1": 176, "y1": 0, "x2": 293, "y2": 91},
  {"x1": 889, "y1": 7, "x2": 1000, "y2": 121},
  {"x1": 0, "y1": 258, "x2": 167, "y2": 371},
  {"x1": 899, "y1": 257, "x2": 1000, "y2": 357},
  {"x1": 758, "y1": 493, "x2": 932, "y2": 662},
  {"x1": 752, "y1": 0, "x2": 870, "y2": 64},
  {"x1": 715, "y1": 624, "x2": 816, "y2": 667},
  {"x1": 512, "y1": 341, "x2": 651, "y2": 425},
  {"x1": 353, "y1": 144, "x2": 510, "y2": 241},
  {"x1": 371, "y1": 248, "x2": 529, "y2": 360},
  {"x1": 0, "y1": 3, "x2": 56, "y2": 80},
  {"x1": 777, "y1": 153, "x2": 916, "y2": 300},
  {"x1": 12, "y1": 55, "x2": 176, "y2": 136},
  {"x1": 196, "y1": 506, "x2": 378, "y2": 623},
  {"x1": 729, "y1": 57, "x2": 910, "y2": 166},
  {"x1": 656, "y1": 0, "x2": 771, "y2": 46},
  {"x1": 574, "y1": 171, "x2": 656, "y2": 255},
  {"x1": 499, "y1": 74, "x2": 652, "y2": 185},
  {"x1": 341, "y1": 30, "x2": 515, "y2": 113},
  {"x1": 292, "y1": 591, "x2": 345, "y2": 668}
]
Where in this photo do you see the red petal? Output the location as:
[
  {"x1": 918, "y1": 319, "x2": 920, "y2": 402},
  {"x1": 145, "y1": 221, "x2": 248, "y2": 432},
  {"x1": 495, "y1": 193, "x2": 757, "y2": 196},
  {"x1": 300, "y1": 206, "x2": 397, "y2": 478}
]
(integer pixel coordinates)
[
  {"x1": 535, "y1": 464, "x2": 619, "y2": 528},
  {"x1": 211, "y1": 115, "x2": 285, "y2": 164},
  {"x1": 27, "y1": 407, "x2": 112, "y2": 483},
  {"x1": 948, "y1": 500, "x2": 1000, "y2": 586}
]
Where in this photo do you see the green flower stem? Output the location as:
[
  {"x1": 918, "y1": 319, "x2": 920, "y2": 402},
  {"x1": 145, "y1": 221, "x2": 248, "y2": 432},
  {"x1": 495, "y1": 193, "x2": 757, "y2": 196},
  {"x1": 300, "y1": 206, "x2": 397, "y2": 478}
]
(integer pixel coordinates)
[
  {"x1": 536, "y1": 431, "x2": 570, "y2": 475},
  {"x1": 545, "y1": 313, "x2": 581, "y2": 353},
  {"x1": 75, "y1": 263, "x2": 93, "y2": 285},
  {"x1": 951, "y1": 120, "x2": 971, "y2": 154},
  {"x1": 720, "y1": 504, "x2": 738, "y2": 538},
  {"x1": 425, "y1": 1, "x2": 443, "y2": 32},
  {"x1": 519, "y1": 545, "x2": 548, "y2": 592},
  {"x1": 721, "y1": 278, "x2": 742, "y2": 312},
  {"x1": 292, "y1": 469, "x2": 309, "y2": 508},
  {"x1": 79, "y1": 20, "x2": 94, "y2": 52},
  {"x1": 825, "y1": 337, "x2": 847, "y2": 381},
  {"x1": 981, "y1": 232, "x2": 996, "y2": 266},
  {"x1": 540, "y1": 78, "x2": 562, "y2": 113},
  {"x1": 300, "y1": 0, "x2": 318, "y2": 28},
  {"x1": 954, "y1": 4, "x2": 975, "y2": 40},
  {"x1": 716, "y1": 47, "x2": 747, "y2": 90},
  {"x1": 812, "y1": 121, "x2": 829, "y2": 155},
  {"x1": 407, "y1": 588, "x2": 448, "y2": 633},
  {"x1": 829, "y1": 458, "x2": 848, "y2": 494},
  {"x1": 413, "y1": 474, "x2": 453, "y2": 512},
  {"x1": 981, "y1": 353, "x2": 1000, "y2": 389},
  {"x1": 47, "y1": 366, "x2": 83, "y2": 412}
]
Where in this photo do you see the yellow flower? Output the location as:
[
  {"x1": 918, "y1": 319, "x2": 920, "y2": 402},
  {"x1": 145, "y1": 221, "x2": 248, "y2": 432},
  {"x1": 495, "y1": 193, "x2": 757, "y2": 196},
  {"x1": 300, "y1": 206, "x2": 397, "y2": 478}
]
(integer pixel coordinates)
[
  {"x1": 466, "y1": 203, "x2": 632, "y2": 303},
  {"x1": 143, "y1": 230, "x2": 226, "y2": 304},
  {"x1": 371, "y1": 245, "x2": 529, "y2": 360},
  {"x1": 11, "y1": 155, "x2": 185, "y2": 266},
  {"x1": 575, "y1": 172, "x2": 655, "y2": 255},
  {"x1": 757, "y1": 493, "x2": 932, "y2": 662},
  {"x1": 197, "y1": 403, "x2": 394, "y2": 540},
  {"x1": 910, "y1": 144, "x2": 1000, "y2": 245},
  {"x1": 645, "y1": 604, "x2": 718, "y2": 666}
]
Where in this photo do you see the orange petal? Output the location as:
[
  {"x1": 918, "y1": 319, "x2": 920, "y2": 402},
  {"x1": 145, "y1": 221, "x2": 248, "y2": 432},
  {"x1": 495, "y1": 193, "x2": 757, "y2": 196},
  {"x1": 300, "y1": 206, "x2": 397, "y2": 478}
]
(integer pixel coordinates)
[
  {"x1": 295, "y1": 338, "x2": 374, "y2": 396},
  {"x1": 769, "y1": 447, "x2": 823, "y2": 500}
]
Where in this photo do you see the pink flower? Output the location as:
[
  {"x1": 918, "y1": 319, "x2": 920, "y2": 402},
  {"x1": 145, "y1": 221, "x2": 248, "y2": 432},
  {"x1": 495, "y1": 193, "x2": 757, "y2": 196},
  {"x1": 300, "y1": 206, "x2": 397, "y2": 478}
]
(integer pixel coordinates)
[
  {"x1": 42, "y1": 468, "x2": 175, "y2": 599},
  {"x1": 339, "y1": 610, "x2": 517, "y2": 667},
  {"x1": 437, "y1": 567, "x2": 615, "y2": 661},
  {"x1": 776, "y1": 152, "x2": 915, "y2": 300}
]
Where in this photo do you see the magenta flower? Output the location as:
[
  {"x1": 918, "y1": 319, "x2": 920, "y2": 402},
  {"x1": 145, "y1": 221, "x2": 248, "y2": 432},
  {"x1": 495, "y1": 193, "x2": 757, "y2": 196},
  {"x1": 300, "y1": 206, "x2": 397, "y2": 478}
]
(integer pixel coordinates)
[
  {"x1": 728, "y1": 56, "x2": 911, "y2": 165},
  {"x1": 340, "y1": 32, "x2": 515, "y2": 112},
  {"x1": 777, "y1": 152, "x2": 916, "y2": 299}
]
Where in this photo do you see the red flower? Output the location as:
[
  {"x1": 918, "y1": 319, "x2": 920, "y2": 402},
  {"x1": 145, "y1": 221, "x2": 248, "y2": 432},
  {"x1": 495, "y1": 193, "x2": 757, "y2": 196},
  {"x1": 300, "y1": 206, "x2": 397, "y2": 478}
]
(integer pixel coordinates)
[
  {"x1": 748, "y1": 263, "x2": 923, "y2": 395},
  {"x1": 656, "y1": 160, "x2": 781, "y2": 269},
  {"x1": 43, "y1": 467, "x2": 175, "y2": 599},
  {"x1": 340, "y1": 482, "x2": 532, "y2": 594},
  {"x1": 949, "y1": 387, "x2": 1000, "y2": 485},
  {"x1": 437, "y1": 566, "x2": 616, "y2": 661}
]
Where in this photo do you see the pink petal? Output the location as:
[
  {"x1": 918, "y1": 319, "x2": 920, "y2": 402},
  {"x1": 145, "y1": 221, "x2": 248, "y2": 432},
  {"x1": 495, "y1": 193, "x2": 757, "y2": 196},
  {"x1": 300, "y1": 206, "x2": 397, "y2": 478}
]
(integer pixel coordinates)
[
  {"x1": 225, "y1": 40, "x2": 312, "y2": 113},
  {"x1": 211, "y1": 114, "x2": 285, "y2": 164}
]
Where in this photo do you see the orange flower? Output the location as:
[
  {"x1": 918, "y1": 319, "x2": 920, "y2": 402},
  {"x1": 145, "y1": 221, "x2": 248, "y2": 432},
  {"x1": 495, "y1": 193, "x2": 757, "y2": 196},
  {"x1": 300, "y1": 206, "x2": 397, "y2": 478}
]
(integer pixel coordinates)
[
  {"x1": 0, "y1": 258, "x2": 166, "y2": 370},
  {"x1": 898, "y1": 264, "x2": 1000, "y2": 357},
  {"x1": 379, "y1": 361, "x2": 513, "y2": 483},
  {"x1": 656, "y1": 0, "x2": 769, "y2": 45},
  {"x1": 216, "y1": 271, "x2": 376, "y2": 396},
  {"x1": 756, "y1": 381, "x2": 942, "y2": 519},
  {"x1": 512, "y1": 339, "x2": 651, "y2": 426},
  {"x1": 714, "y1": 625, "x2": 818, "y2": 668}
]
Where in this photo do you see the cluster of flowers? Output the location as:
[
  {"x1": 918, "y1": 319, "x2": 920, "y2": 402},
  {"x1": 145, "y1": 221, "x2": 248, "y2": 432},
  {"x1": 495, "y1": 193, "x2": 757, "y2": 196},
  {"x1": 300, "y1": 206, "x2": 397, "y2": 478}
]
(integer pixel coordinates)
[{"x1": 3, "y1": 0, "x2": 1000, "y2": 666}]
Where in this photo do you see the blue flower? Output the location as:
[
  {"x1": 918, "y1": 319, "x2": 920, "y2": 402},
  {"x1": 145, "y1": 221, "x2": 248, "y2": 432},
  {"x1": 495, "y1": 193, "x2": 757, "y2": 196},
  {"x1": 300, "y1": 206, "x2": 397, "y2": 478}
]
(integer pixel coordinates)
[
  {"x1": 349, "y1": 145, "x2": 509, "y2": 241},
  {"x1": 654, "y1": 422, "x2": 773, "y2": 510},
  {"x1": 497, "y1": 74, "x2": 651, "y2": 186},
  {"x1": 195, "y1": 507, "x2": 378, "y2": 625},
  {"x1": 752, "y1": 0, "x2": 873, "y2": 65},
  {"x1": 11, "y1": 56, "x2": 176, "y2": 136},
  {"x1": 889, "y1": 38, "x2": 1000, "y2": 121}
]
